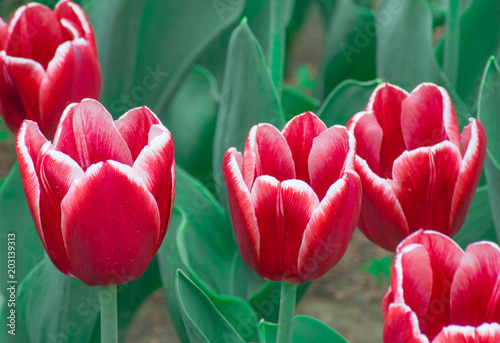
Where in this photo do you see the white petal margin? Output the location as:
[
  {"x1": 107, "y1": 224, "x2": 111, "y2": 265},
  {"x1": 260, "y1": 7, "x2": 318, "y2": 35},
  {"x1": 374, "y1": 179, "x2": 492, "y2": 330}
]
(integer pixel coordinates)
[
  {"x1": 433, "y1": 323, "x2": 500, "y2": 342},
  {"x1": 365, "y1": 82, "x2": 409, "y2": 111},
  {"x1": 15, "y1": 120, "x2": 48, "y2": 246}
]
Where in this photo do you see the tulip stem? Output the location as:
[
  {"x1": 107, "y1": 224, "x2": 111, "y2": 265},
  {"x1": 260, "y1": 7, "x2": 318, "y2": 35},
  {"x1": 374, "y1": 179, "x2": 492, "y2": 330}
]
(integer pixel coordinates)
[
  {"x1": 100, "y1": 285, "x2": 117, "y2": 343},
  {"x1": 270, "y1": 0, "x2": 286, "y2": 98},
  {"x1": 276, "y1": 282, "x2": 297, "y2": 343},
  {"x1": 444, "y1": 0, "x2": 460, "y2": 88}
]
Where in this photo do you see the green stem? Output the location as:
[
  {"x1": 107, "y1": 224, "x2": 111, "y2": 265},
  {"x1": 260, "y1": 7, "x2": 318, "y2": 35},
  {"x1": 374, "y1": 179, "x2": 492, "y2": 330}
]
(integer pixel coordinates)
[
  {"x1": 100, "y1": 285, "x2": 117, "y2": 343},
  {"x1": 443, "y1": 0, "x2": 460, "y2": 88},
  {"x1": 270, "y1": 0, "x2": 286, "y2": 98},
  {"x1": 276, "y1": 282, "x2": 297, "y2": 343}
]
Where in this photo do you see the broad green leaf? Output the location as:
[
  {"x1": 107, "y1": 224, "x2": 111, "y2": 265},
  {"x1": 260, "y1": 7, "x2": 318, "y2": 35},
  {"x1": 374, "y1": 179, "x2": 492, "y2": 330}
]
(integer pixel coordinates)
[
  {"x1": 157, "y1": 208, "x2": 190, "y2": 343},
  {"x1": 282, "y1": 86, "x2": 321, "y2": 121},
  {"x1": 83, "y1": 0, "x2": 244, "y2": 117},
  {"x1": 319, "y1": 79, "x2": 381, "y2": 126},
  {"x1": 212, "y1": 20, "x2": 284, "y2": 204},
  {"x1": 478, "y1": 56, "x2": 500, "y2": 237},
  {"x1": 0, "y1": 162, "x2": 44, "y2": 343},
  {"x1": 316, "y1": 0, "x2": 376, "y2": 99},
  {"x1": 161, "y1": 66, "x2": 219, "y2": 189},
  {"x1": 175, "y1": 270, "x2": 245, "y2": 343},
  {"x1": 259, "y1": 316, "x2": 348, "y2": 342},
  {"x1": 454, "y1": 186, "x2": 497, "y2": 248},
  {"x1": 453, "y1": 0, "x2": 500, "y2": 114},
  {"x1": 17, "y1": 258, "x2": 99, "y2": 343}
]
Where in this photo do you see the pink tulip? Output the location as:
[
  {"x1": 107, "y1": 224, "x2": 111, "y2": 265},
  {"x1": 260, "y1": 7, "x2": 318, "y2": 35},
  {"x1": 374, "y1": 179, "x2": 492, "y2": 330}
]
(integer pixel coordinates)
[
  {"x1": 223, "y1": 112, "x2": 361, "y2": 284},
  {"x1": 348, "y1": 82, "x2": 487, "y2": 251},
  {"x1": 16, "y1": 99, "x2": 175, "y2": 286},
  {"x1": 0, "y1": 0, "x2": 101, "y2": 138},
  {"x1": 383, "y1": 230, "x2": 500, "y2": 342}
]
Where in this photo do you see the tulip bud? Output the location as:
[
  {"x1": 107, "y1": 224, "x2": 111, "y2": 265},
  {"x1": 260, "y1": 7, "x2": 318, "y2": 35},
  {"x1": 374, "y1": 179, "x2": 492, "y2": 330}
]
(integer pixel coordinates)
[
  {"x1": 223, "y1": 112, "x2": 361, "y2": 284},
  {"x1": 16, "y1": 99, "x2": 175, "y2": 286},
  {"x1": 1, "y1": 0, "x2": 101, "y2": 139}
]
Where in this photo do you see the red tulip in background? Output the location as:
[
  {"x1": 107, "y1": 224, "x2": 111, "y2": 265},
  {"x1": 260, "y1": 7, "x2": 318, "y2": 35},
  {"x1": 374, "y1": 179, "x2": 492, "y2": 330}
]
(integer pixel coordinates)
[
  {"x1": 348, "y1": 82, "x2": 487, "y2": 251},
  {"x1": 383, "y1": 230, "x2": 500, "y2": 342},
  {"x1": 16, "y1": 99, "x2": 175, "y2": 286},
  {"x1": 0, "y1": 0, "x2": 101, "y2": 138},
  {"x1": 223, "y1": 112, "x2": 362, "y2": 284}
]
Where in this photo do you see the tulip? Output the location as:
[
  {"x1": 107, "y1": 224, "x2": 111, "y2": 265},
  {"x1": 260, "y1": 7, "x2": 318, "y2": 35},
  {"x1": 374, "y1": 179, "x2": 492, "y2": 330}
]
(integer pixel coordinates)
[
  {"x1": 16, "y1": 99, "x2": 175, "y2": 286},
  {"x1": 0, "y1": 0, "x2": 101, "y2": 138},
  {"x1": 223, "y1": 112, "x2": 362, "y2": 284},
  {"x1": 383, "y1": 230, "x2": 500, "y2": 342},
  {"x1": 348, "y1": 82, "x2": 487, "y2": 251}
]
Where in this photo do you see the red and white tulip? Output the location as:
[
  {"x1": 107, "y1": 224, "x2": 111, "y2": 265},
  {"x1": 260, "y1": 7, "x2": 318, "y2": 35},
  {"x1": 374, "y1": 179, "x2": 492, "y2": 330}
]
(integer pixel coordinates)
[
  {"x1": 348, "y1": 82, "x2": 487, "y2": 251},
  {"x1": 223, "y1": 112, "x2": 362, "y2": 284},
  {"x1": 0, "y1": 0, "x2": 101, "y2": 138},
  {"x1": 16, "y1": 99, "x2": 175, "y2": 286},
  {"x1": 383, "y1": 230, "x2": 500, "y2": 342}
]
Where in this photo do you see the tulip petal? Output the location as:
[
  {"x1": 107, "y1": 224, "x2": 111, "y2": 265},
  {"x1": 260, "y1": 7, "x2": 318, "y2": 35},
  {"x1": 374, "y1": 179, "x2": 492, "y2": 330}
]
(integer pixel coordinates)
[
  {"x1": 396, "y1": 230, "x2": 464, "y2": 340},
  {"x1": 281, "y1": 112, "x2": 326, "y2": 184},
  {"x1": 53, "y1": 99, "x2": 133, "y2": 170},
  {"x1": 133, "y1": 124, "x2": 175, "y2": 248},
  {"x1": 348, "y1": 111, "x2": 383, "y2": 175},
  {"x1": 0, "y1": 52, "x2": 44, "y2": 132},
  {"x1": 115, "y1": 106, "x2": 160, "y2": 160},
  {"x1": 401, "y1": 83, "x2": 461, "y2": 152},
  {"x1": 54, "y1": 0, "x2": 97, "y2": 55},
  {"x1": 391, "y1": 142, "x2": 462, "y2": 235},
  {"x1": 449, "y1": 119, "x2": 487, "y2": 237},
  {"x1": 365, "y1": 82, "x2": 408, "y2": 178},
  {"x1": 0, "y1": 18, "x2": 7, "y2": 49},
  {"x1": 251, "y1": 175, "x2": 281, "y2": 281},
  {"x1": 5, "y1": 3, "x2": 64, "y2": 69},
  {"x1": 15, "y1": 120, "x2": 48, "y2": 246},
  {"x1": 355, "y1": 157, "x2": 409, "y2": 251},
  {"x1": 450, "y1": 242, "x2": 500, "y2": 326},
  {"x1": 383, "y1": 304, "x2": 430, "y2": 343},
  {"x1": 298, "y1": 171, "x2": 361, "y2": 281},
  {"x1": 433, "y1": 324, "x2": 500, "y2": 343},
  {"x1": 61, "y1": 161, "x2": 160, "y2": 286},
  {"x1": 308, "y1": 125, "x2": 353, "y2": 200},
  {"x1": 39, "y1": 39, "x2": 102, "y2": 138},
  {"x1": 38, "y1": 149, "x2": 83, "y2": 276},
  {"x1": 391, "y1": 244, "x2": 433, "y2": 332},
  {"x1": 280, "y1": 179, "x2": 319, "y2": 283},
  {"x1": 223, "y1": 149, "x2": 260, "y2": 273},
  {"x1": 242, "y1": 124, "x2": 295, "y2": 189}
]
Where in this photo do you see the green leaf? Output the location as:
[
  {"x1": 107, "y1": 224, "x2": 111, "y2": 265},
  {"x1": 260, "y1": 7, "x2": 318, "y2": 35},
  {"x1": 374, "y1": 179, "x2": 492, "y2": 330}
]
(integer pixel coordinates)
[
  {"x1": 259, "y1": 316, "x2": 348, "y2": 342},
  {"x1": 316, "y1": 0, "x2": 376, "y2": 99},
  {"x1": 157, "y1": 208, "x2": 190, "y2": 343},
  {"x1": 83, "y1": 0, "x2": 244, "y2": 117},
  {"x1": 478, "y1": 56, "x2": 500, "y2": 238},
  {"x1": 161, "y1": 66, "x2": 219, "y2": 189},
  {"x1": 282, "y1": 86, "x2": 321, "y2": 121},
  {"x1": 454, "y1": 186, "x2": 497, "y2": 248},
  {"x1": 212, "y1": 20, "x2": 284, "y2": 205},
  {"x1": 175, "y1": 270, "x2": 245, "y2": 343},
  {"x1": 452, "y1": 0, "x2": 500, "y2": 113},
  {"x1": 319, "y1": 79, "x2": 381, "y2": 126},
  {"x1": 17, "y1": 258, "x2": 99, "y2": 343},
  {"x1": 0, "y1": 162, "x2": 45, "y2": 343}
]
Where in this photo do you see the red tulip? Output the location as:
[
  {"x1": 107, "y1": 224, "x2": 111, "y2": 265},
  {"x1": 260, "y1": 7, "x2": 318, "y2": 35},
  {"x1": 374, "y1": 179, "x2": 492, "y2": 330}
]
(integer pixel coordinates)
[
  {"x1": 348, "y1": 82, "x2": 487, "y2": 251},
  {"x1": 383, "y1": 230, "x2": 500, "y2": 342},
  {"x1": 16, "y1": 99, "x2": 175, "y2": 286},
  {"x1": 223, "y1": 112, "x2": 362, "y2": 284},
  {"x1": 0, "y1": 0, "x2": 101, "y2": 139}
]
